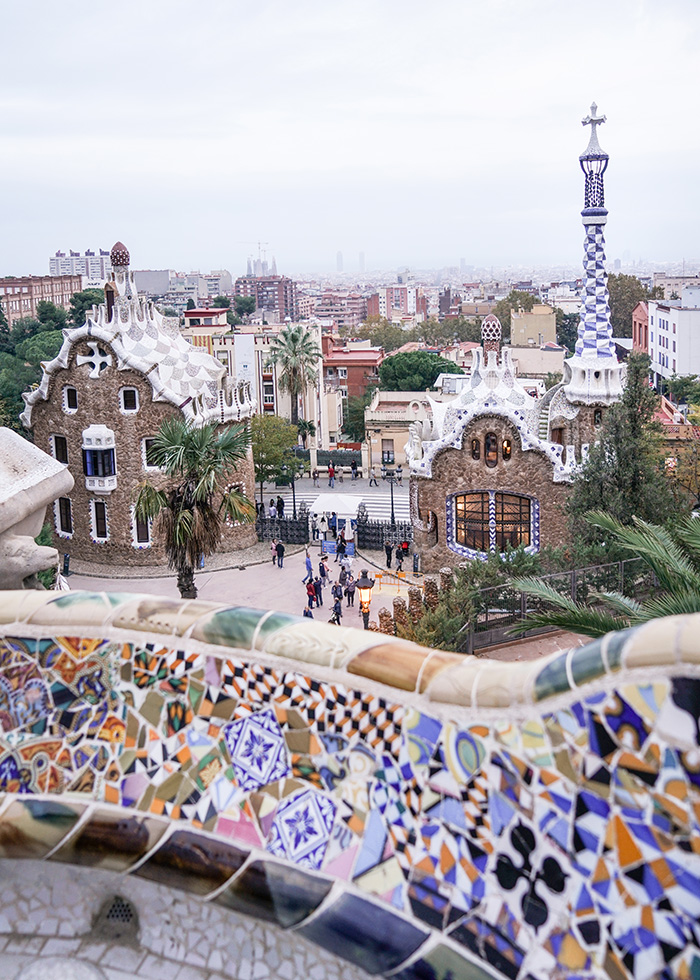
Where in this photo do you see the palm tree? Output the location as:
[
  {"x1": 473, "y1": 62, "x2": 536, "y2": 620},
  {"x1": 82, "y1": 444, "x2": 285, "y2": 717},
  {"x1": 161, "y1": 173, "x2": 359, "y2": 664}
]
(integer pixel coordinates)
[
  {"x1": 268, "y1": 325, "x2": 322, "y2": 425},
  {"x1": 297, "y1": 418, "x2": 316, "y2": 448},
  {"x1": 134, "y1": 418, "x2": 256, "y2": 599},
  {"x1": 510, "y1": 511, "x2": 700, "y2": 638}
]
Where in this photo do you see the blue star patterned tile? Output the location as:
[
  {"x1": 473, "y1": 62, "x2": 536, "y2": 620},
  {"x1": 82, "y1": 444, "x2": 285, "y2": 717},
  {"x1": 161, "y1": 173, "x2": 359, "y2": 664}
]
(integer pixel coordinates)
[
  {"x1": 267, "y1": 788, "x2": 336, "y2": 870},
  {"x1": 224, "y1": 708, "x2": 290, "y2": 790}
]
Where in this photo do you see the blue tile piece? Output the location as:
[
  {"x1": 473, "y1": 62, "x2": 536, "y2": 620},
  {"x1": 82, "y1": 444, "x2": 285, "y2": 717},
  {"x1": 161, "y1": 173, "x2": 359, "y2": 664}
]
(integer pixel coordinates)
[{"x1": 297, "y1": 892, "x2": 429, "y2": 975}]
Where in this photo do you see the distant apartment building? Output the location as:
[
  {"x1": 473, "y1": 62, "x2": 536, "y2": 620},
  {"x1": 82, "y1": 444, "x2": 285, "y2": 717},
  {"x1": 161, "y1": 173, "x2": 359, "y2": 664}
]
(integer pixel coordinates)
[
  {"x1": 321, "y1": 337, "x2": 383, "y2": 402},
  {"x1": 648, "y1": 288, "x2": 700, "y2": 389},
  {"x1": 210, "y1": 325, "x2": 344, "y2": 448},
  {"x1": 313, "y1": 291, "x2": 368, "y2": 332},
  {"x1": 367, "y1": 285, "x2": 427, "y2": 323},
  {"x1": 49, "y1": 249, "x2": 112, "y2": 280},
  {"x1": 632, "y1": 301, "x2": 649, "y2": 354},
  {"x1": 0, "y1": 274, "x2": 83, "y2": 327},
  {"x1": 181, "y1": 308, "x2": 230, "y2": 355},
  {"x1": 234, "y1": 275, "x2": 298, "y2": 323},
  {"x1": 510, "y1": 304, "x2": 556, "y2": 347},
  {"x1": 133, "y1": 270, "x2": 172, "y2": 297},
  {"x1": 653, "y1": 273, "x2": 700, "y2": 300},
  {"x1": 297, "y1": 293, "x2": 316, "y2": 320}
]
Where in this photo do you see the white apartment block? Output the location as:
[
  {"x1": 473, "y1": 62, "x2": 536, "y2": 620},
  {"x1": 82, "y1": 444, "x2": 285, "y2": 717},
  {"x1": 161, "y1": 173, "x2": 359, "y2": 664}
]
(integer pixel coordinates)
[
  {"x1": 648, "y1": 287, "x2": 700, "y2": 389},
  {"x1": 49, "y1": 250, "x2": 112, "y2": 280}
]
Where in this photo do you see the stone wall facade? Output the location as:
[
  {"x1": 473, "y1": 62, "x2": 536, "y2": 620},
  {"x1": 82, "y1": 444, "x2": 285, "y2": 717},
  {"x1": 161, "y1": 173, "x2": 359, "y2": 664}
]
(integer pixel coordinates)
[
  {"x1": 414, "y1": 414, "x2": 570, "y2": 572},
  {"x1": 31, "y1": 340, "x2": 256, "y2": 567}
]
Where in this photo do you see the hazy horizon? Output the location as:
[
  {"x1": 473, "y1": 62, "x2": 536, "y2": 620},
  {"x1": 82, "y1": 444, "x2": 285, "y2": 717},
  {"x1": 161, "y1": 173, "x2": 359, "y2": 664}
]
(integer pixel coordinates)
[{"x1": 2, "y1": 0, "x2": 699, "y2": 278}]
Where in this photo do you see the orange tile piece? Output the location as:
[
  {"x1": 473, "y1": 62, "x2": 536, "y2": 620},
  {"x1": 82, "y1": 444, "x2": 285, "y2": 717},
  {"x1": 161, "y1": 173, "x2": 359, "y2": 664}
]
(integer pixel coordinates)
[{"x1": 613, "y1": 815, "x2": 643, "y2": 868}]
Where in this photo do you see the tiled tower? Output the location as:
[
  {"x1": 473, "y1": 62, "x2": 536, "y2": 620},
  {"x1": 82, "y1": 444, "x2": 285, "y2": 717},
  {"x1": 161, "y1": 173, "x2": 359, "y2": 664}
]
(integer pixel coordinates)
[{"x1": 563, "y1": 103, "x2": 624, "y2": 405}]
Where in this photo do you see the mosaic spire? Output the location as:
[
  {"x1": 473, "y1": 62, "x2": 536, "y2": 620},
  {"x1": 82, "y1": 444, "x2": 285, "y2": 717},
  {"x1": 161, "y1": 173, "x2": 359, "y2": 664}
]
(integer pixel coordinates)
[{"x1": 563, "y1": 103, "x2": 623, "y2": 405}]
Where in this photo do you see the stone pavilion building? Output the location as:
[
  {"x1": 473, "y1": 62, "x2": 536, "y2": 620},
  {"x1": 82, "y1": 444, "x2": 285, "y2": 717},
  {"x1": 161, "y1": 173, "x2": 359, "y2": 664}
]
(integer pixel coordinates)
[
  {"x1": 21, "y1": 242, "x2": 256, "y2": 567},
  {"x1": 408, "y1": 104, "x2": 625, "y2": 571}
]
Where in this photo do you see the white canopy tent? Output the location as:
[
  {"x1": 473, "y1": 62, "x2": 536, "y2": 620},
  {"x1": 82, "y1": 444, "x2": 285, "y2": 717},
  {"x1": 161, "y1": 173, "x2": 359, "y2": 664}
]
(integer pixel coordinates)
[{"x1": 308, "y1": 493, "x2": 362, "y2": 520}]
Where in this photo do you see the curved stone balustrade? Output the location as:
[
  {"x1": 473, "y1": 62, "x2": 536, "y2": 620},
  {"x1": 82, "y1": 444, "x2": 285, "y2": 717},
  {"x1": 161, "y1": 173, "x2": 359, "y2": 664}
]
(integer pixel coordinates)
[{"x1": 0, "y1": 591, "x2": 698, "y2": 980}]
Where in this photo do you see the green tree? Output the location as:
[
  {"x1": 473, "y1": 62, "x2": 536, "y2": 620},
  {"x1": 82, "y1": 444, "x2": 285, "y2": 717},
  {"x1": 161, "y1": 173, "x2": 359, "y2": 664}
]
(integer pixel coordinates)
[
  {"x1": 212, "y1": 296, "x2": 231, "y2": 308},
  {"x1": 268, "y1": 325, "x2": 322, "y2": 425},
  {"x1": 378, "y1": 351, "x2": 462, "y2": 391},
  {"x1": 297, "y1": 418, "x2": 316, "y2": 448},
  {"x1": 69, "y1": 289, "x2": 104, "y2": 327},
  {"x1": 341, "y1": 316, "x2": 411, "y2": 353},
  {"x1": 226, "y1": 310, "x2": 241, "y2": 328},
  {"x1": 235, "y1": 296, "x2": 256, "y2": 319},
  {"x1": 607, "y1": 273, "x2": 649, "y2": 338},
  {"x1": 15, "y1": 330, "x2": 64, "y2": 366},
  {"x1": 343, "y1": 391, "x2": 374, "y2": 442},
  {"x1": 0, "y1": 300, "x2": 10, "y2": 354},
  {"x1": 134, "y1": 418, "x2": 255, "y2": 599},
  {"x1": 10, "y1": 317, "x2": 42, "y2": 346},
  {"x1": 567, "y1": 352, "x2": 686, "y2": 543},
  {"x1": 512, "y1": 511, "x2": 700, "y2": 638},
  {"x1": 0, "y1": 359, "x2": 40, "y2": 420},
  {"x1": 667, "y1": 373, "x2": 700, "y2": 406},
  {"x1": 186, "y1": 298, "x2": 196, "y2": 311},
  {"x1": 555, "y1": 308, "x2": 579, "y2": 353},
  {"x1": 544, "y1": 372, "x2": 563, "y2": 390},
  {"x1": 492, "y1": 290, "x2": 536, "y2": 336},
  {"x1": 161, "y1": 307, "x2": 179, "y2": 318},
  {"x1": 36, "y1": 300, "x2": 68, "y2": 331},
  {"x1": 250, "y1": 414, "x2": 298, "y2": 501}
]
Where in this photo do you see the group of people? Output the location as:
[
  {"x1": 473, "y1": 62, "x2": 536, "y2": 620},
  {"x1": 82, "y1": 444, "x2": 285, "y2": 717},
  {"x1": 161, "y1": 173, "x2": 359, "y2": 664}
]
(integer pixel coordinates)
[
  {"x1": 301, "y1": 549, "x2": 357, "y2": 624},
  {"x1": 384, "y1": 538, "x2": 410, "y2": 570},
  {"x1": 258, "y1": 495, "x2": 286, "y2": 520}
]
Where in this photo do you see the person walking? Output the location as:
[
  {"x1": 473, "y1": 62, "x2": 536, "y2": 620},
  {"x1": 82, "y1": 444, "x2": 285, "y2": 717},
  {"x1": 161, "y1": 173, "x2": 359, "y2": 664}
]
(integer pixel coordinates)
[
  {"x1": 331, "y1": 580, "x2": 344, "y2": 603},
  {"x1": 314, "y1": 576, "x2": 323, "y2": 607},
  {"x1": 328, "y1": 463, "x2": 335, "y2": 488},
  {"x1": 369, "y1": 465, "x2": 379, "y2": 487},
  {"x1": 311, "y1": 514, "x2": 319, "y2": 541},
  {"x1": 257, "y1": 500, "x2": 265, "y2": 518},
  {"x1": 335, "y1": 530, "x2": 346, "y2": 563},
  {"x1": 302, "y1": 550, "x2": 314, "y2": 584},
  {"x1": 395, "y1": 464, "x2": 403, "y2": 486},
  {"x1": 384, "y1": 539, "x2": 393, "y2": 569},
  {"x1": 277, "y1": 495, "x2": 285, "y2": 519},
  {"x1": 312, "y1": 467, "x2": 320, "y2": 488},
  {"x1": 330, "y1": 596, "x2": 343, "y2": 625},
  {"x1": 339, "y1": 565, "x2": 347, "y2": 587},
  {"x1": 269, "y1": 501, "x2": 277, "y2": 519},
  {"x1": 350, "y1": 460, "x2": 358, "y2": 481},
  {"x1": 345, "y1": 573, "x2": 356, "y2": 607},
  {"x1": 276, "y1": 539, "x2": 285, "y2": 568},
  {"x1": 271, "y1": 538, "x2": 278, "y2": 565},
  {"x1": 319, "y1": 556, "x2": 329, "y2": 590},
  {"x1": 337, "y1": 464, "x2": 344, "y2": 483},
  {"x1": 329, "y1": 512, "x2": 337, "y2": 540},
  {"x1": 319, "y1": 514, "x2": 329, "y2": 541},
  {"x1": 306, "y1": 580, "x2": 316, "y2": 609},
  {"x1": 395, "y1": 548, "x2": 404, "y2": 572}
]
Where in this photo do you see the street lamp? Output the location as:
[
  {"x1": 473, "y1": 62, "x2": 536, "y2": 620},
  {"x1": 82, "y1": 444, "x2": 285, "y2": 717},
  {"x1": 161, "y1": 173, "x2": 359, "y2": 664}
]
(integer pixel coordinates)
[
  {"x1": 355, "y1": 568, "x2": 375, "y2": 630},
  {"x1": 281, "y1": 456, "x2": 305, "y2": 519},
  {"x1": 381, "y1": 464, "x2": 397, "y2": 527}
]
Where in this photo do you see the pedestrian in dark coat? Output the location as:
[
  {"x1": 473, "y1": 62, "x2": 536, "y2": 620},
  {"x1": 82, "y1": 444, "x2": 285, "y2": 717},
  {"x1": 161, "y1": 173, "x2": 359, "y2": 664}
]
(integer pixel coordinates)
[
  {"x1": 314, "y1": 577, "x2": 323, "y2": 606},
  {"x1": 345, "y1": 574, "x2": 356, "y2": 607},
  {"x1": 277, "y1": 495, "x2": 285, "y2": 518},
  {"x1": 330, "y1": 598, "x2": 342, "y2": 625},
  {"x1": 384, "y1": 540, "x2": 393, "y2": 569},
  {"x1": 303, "y1": 606, "x2": 314, "y2": 619},
  {"x1": 276, "y1": 540, "x2": 285, "y2": 567}
]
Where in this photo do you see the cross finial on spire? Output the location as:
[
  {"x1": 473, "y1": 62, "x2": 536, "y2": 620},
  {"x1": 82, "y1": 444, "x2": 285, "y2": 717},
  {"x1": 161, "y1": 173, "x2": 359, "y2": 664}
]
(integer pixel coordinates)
[{"x1": 581, "y1": 102, "x2": 607, "y2": 157}]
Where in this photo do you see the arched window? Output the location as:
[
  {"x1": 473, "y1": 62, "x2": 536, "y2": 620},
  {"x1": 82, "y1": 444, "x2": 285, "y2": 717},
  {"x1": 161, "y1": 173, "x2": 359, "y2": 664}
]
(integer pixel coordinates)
[
  {"x1": 502, "y1": 438, "x2": 512, "y2": 461},
  {"x1": 484, "y1": 433, "x2": 498, "y2": 467},
  {"x1": 471, "y1": 438, "x2": 480, "y2": 460}
]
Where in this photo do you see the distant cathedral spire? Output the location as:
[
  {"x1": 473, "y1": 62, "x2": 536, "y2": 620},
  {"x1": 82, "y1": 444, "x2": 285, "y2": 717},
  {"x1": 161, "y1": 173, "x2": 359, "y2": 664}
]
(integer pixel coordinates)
[{"x1": 563, "y1": 103, "x2": 623, "y2": 405}]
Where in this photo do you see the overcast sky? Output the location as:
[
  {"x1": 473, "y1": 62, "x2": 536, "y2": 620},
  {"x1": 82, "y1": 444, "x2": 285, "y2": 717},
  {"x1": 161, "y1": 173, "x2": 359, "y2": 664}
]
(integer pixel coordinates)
[{"x1": 2, "y1": 0, "x2": 699, "y2": 278}]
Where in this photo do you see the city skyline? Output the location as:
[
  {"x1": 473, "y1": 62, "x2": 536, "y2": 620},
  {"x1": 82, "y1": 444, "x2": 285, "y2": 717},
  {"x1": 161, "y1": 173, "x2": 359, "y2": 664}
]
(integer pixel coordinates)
[{"x1": 2, "y1": 0, "x2": 699, "y2": 277}]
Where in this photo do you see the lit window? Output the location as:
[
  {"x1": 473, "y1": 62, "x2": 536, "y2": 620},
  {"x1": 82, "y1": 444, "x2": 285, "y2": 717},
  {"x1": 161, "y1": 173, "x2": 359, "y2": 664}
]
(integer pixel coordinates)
[
  {"x1": 120, "y1": 388, "x2": 139, "y2": 412},
  {"x1": 452, "y1": 491, "x2": 532, "y2": 556},
  {"x1": 484, "y1": 433, "x2": 498, "y2": 467},
  {"x1": 52, "y1": 434, "x2": 68, "y2": 464},
  {"x1": 471, "y1": 438, "x2": 480, "y2": 460},
  {"x1": 502, "y1": 438, "x2": 512, "y2": 461}
]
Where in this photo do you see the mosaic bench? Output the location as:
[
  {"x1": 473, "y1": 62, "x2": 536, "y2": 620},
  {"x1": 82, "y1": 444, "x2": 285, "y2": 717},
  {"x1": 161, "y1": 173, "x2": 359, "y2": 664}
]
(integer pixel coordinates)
[{"x1": 0, "y1": 590, "x2": 698, "y2": 980}]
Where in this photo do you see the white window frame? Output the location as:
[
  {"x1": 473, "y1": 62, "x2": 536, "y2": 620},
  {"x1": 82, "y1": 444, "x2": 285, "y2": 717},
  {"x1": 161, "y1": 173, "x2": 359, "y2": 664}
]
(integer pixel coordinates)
[
  {"x1": 130, "y1": 505, "x2": 152, "y2": 549},
  {"x1": 90, "y1": 498, "x2": 109, "y2": 543},
  {"x1": 120, "y1": 387, "x2": 139, "y2": 414},
  {"x1": 63, "y1": 386, "x2": 78, "y2": 414},
  {"x1": 54, "y1": 497, "x2": 74, "y2": 538},
  {"x1": 141, "y1": 437, "x2": 164, "y2": 471}
]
